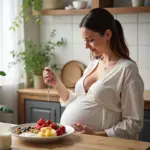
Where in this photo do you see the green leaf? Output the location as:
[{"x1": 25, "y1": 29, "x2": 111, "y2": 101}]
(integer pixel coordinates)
[
  {"x1": 0, "y1": 106, "x2": 14, "y2": 113},
  {"x1": 25, "y1": 16, "x2": 30, "y2": 22},
  {"x1": 0, "y1": 71, "x2": 6, "y2": 76}
]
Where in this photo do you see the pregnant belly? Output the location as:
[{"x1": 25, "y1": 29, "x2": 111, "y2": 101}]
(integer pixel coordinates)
[{"x1": 60, "y1": 95, "x2": 102, "y2": 131}]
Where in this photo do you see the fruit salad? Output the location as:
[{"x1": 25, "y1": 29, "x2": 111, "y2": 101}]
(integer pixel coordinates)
[{"x1": 15, "y1": 118, "x2": 66, "y2": 137}]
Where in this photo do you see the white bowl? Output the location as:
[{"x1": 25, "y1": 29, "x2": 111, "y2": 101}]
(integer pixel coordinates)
[{"x1": 73, "y1": 1, "x2": 88, "y2": 9}]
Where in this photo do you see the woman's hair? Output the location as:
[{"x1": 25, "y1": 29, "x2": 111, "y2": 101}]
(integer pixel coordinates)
[{"x1": 79, "y1": 8, "x2": 132, "y2": 60}]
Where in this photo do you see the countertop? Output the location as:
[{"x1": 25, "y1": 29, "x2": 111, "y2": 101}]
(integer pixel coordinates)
[
  {"x1": 12, "y1": 133, "x2": 150, "y2": 150},
  {"x1": 18, "y1": 88, "x2": 150, "y2": 101},
  {"x1": 1, "y1": 120, "x2": 150, "y2": 150}
]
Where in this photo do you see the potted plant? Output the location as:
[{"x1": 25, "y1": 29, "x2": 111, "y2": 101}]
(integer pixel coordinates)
[
  {"x1": 10, "y1": 0, "x2": 43, "y2": 31},
  {"x1": 9, "y1": 30, "x2": 66, "y2": 88},
  {"x1": 0, "y1": 72, "x2": 14, "y2": 113},
  {"x1": 10, "y1": 0, "x2": 64, "y2": 31}
]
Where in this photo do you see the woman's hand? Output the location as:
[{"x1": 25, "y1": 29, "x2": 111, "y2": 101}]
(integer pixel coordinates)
[
  {"x1": 43, "y1": 67, "x2": 58, "y2": 87},
  {"x1": 74, "y1": 123, "x2": 108, "y2": 137},
  {"x1": 74, "y1": 123, "x2": 95, "y2": 135}
]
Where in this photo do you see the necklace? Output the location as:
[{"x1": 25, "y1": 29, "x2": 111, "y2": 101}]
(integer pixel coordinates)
[
  {"x1": 103, "y1": 61, "x2": 117, "y2": 71},
  {"x1": 100, "y1": 55, "x2": 119, "y2": 71}
]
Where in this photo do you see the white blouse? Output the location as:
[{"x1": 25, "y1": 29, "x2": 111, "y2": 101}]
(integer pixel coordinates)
[{"x1": 60, "y1": 58, "x2": 144, "y2": 140}]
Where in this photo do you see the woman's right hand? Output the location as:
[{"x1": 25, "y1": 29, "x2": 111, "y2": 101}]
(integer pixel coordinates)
[{"x1": 43, "y1": 67, "x2": 58, "y2": 87}]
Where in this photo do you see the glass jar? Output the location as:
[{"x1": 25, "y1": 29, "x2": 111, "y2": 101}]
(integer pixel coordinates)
[{"x1": 0, "y1": 124, "x2": 12, "y2": 150}]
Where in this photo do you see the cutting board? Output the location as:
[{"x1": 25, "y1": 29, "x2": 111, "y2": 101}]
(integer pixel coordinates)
[{"x1": 61, "y1": 61, "x2": 86, "y2": 88}]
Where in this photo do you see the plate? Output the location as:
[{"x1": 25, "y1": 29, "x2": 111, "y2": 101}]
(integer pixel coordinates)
[{"x1": 10, "y1": 123, "x2": 75, "y2": 143}]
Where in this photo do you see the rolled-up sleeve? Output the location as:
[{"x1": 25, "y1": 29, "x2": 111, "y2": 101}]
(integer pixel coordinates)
[
  {"x1": 59, "y1": 89, "x2": 77, "y2": 107},
  {"x1": 105, "y1": 67, "x2": 144, "y2": 139}
]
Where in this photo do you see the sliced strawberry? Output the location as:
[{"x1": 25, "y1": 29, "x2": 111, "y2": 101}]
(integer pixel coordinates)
[
  {"x1": 37, "y1": 118, "x2": 45, "y2": 126},
  {"x1": 45, "y1": 120, "x2": 52, "y2": 125},
  {"x1": 59, "y1": 126, "x2": 66, "y2": 133},
  {"x1": 56, "y1": 129, "x2": 63, "y2": 136},
  {"x1": 34, "y1": 125, "x2": 42, "y2": 130}
]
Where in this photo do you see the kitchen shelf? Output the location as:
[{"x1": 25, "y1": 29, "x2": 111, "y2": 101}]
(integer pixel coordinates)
[
  {"x1": 106, "y1": 6, "x2": 150, "y2": 14},
  {"x1": 33, "y1": 6, "x2": 150, "y2": 16},
  {"x1": 34, "y1": 8, "x2": 91, "y2": 16}
]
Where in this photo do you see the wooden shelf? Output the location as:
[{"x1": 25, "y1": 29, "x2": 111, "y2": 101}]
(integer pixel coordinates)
[
  {"x1": 106, "y1": 6, "x2": 150, "y2": 14},
  {"x1": 34, "y1": 6, "x2": 150, "y2": 16},
  {"x1": 34, "y1": 9, "x2": 91, "y2": 16}
]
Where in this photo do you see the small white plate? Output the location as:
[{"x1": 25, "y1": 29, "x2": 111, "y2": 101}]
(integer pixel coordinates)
[{"x1": 10, "y1": 123, "x2": 75, "y2": 143}]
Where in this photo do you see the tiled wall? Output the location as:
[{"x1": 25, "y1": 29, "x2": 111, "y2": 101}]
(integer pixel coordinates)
[{"x1": 40, "y1": 13, "x2": 150, "y2": 90}]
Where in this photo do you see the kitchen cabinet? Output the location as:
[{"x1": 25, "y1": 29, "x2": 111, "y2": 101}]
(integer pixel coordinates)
[
  {"x1": 25, "y1": 100, "x2": 61, "y2": 123},
  {"x1": 33, "y1": 0, "x2": 150, "y2": 16},
  {"x1": 18, "y1": 88, "x2": 67, "y2": 124},
  {"x1": 139, "y1": 109, "x2": 150, "y2": 142}
]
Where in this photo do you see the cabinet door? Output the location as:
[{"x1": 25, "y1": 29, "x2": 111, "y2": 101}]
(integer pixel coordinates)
[
  {"x1": 139, "y1": 110, "x2": 150, "y2": 142},
  {"x1": 25, "y1": 100, "x2": 61, "y2": 123}
]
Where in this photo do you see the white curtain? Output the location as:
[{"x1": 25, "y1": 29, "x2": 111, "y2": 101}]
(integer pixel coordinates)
[{"x1": 0, "y1": 0, "x2": 24, "y2": 123}]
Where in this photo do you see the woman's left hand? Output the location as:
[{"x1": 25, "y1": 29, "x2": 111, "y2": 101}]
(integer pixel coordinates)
[
  {"x1": 74, "y1": 123, "x2": 108, "y2": 137},
  {"x1": 74, "y1": 123, "x2": 95, "y2": 135}
]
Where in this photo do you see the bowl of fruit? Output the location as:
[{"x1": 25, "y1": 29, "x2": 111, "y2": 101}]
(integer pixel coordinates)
[{"x1": 10, "y1": 118, "x2": 74, "y2": 143}]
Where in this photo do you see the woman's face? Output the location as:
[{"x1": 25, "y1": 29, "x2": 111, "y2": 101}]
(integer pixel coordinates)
[{"x1": 81, "y1": 27, "x2": 111, "y2": 57}]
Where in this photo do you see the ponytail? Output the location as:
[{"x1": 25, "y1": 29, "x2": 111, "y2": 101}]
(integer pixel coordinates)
[{"x1": 110, "y1": 19, "x2": 132, "y2": 61}]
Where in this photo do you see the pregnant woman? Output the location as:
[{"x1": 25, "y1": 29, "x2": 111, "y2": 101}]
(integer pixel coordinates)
[{"x1": 43, "y1": 8, "x2": 144, "y2": 140}]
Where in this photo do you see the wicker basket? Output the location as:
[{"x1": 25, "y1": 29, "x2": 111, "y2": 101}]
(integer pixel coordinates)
[{"x1": 43, "y1": 0, "x2": 64, "y2": 9}]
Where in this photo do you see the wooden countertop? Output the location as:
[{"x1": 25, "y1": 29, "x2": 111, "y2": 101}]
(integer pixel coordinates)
[
  {"x1": 12, "y1": 133, "x2": 150, "y2": 150},
  {"x1": 18, "y1": 88, "x2": 150, "y2": 101},
  {"x1": 1, "y1": 122, "x2": 148, "y2": 150}
]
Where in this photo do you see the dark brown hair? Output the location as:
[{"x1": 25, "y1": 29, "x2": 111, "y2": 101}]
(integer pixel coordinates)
[{"x1": 79, "y1": 8, "x2": 132, "y2": 60}]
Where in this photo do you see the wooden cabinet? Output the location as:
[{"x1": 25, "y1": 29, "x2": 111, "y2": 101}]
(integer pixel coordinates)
[
  {"x1": 18, "y1": 88, "x2": 67, "y2": 124},
  {"x1": 18, "y1": 88, "x2": 59, "y2": 124}
]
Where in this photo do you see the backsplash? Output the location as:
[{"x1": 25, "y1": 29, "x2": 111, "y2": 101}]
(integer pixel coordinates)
[{"x1": 40, "y1": 13, "x2": 150, "y2": 90}]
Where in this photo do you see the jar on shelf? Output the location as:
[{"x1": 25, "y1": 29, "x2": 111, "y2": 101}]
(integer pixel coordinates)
[{"x1": 43, "y1": 0, "x2": 64, "y2": 9}]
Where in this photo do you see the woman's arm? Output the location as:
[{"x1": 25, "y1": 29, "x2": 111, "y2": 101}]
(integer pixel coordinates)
[
  {"x1": 105, "y1": 66, "x2": 144, "y2": 139},
  {"x1": 55, "y1": 78, "x2": 77, "y2": 106},
  {"x1": 54, "y1": 78, "x2": 70, "y2": 102},
  {"x1": 43, "y1": 67, "x2": 77, "y2": 106}
]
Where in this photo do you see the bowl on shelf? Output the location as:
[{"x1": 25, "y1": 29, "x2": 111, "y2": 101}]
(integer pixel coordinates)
[
  {"x1": 131, "y1": 0, "x2": 145, "y2": 7},
  {"x1": 72, "y1": 1, "x2": 88, "y2": 9}
]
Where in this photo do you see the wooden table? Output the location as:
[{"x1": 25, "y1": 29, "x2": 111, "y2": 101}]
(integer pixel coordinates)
[{"x1": 12, "y1": 133, "x2": 150, "y2": 150}]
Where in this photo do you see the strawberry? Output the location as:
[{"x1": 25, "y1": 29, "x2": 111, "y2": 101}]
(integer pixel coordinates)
[
  {"x1": 59, "y1": 126, "x2": 66, "y2": 133},
  {"x1": 42, "y1": 123, "x2": 47, "y2": 128},
  {"x1": 34, "y1": 125, "x2": 42, "y2": 130},
  {"x1": 45, "y1": 120, "x2": 52, "y2": 125},
  {"x1": 50, "y1": 123, "x2": 58, "y2": 130},
  {"x1": 56, "y1": 129, "x2": 63, "y2": 136},
  {"x1": 37, "y1": 118, "x2": 45, "y2": 126}
]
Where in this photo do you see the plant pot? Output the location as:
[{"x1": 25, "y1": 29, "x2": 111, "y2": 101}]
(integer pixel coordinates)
[
  {"x1": 131, "y1": 0, "x2": 145, "y2": 7},
  {"x1": 43, "y1": 0, "x2": 64, "y2": 9},
  {"x1": 33, "y1": 75, "x2": 47, "y2": 89}
]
